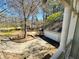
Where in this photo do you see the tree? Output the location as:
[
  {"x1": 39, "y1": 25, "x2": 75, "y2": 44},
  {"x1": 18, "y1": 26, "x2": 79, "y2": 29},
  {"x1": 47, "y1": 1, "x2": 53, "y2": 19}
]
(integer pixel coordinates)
[
  {"x1": 42, "y1": 0, "x2": 63, "y2": 16},
  {"x1": 41, "y1": 0, "x2": 64, "y2": 30},
  {"x1": 6, "y1": 0, "x2": 41, "y2": 38}
]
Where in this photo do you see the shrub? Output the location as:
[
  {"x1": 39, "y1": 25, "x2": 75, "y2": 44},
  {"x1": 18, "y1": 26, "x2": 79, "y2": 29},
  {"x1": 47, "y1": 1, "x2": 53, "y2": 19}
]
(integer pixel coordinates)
[{"x1": 47, "y1": 12, "x2": 62, "y2": 22}]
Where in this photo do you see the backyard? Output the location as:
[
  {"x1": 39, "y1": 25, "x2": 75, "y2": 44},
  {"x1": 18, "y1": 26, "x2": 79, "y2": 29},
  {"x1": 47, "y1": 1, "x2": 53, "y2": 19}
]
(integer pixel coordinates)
[{"x1": 0, "y1": 0, "x2": 63, "y2": 59}]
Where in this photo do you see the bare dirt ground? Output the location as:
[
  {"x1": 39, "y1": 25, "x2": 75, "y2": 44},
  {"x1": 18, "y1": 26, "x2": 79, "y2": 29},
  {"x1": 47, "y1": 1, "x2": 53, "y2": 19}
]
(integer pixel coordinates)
[
  {"x1": 0, "y1": 31, "x2": 57, "y2": 59},
  {"x1": 11, "y1": 31, "x2": 38, "y2": 43},
  {"x1": 0, "y1": 31, "x2": 33, "y2": 43}
]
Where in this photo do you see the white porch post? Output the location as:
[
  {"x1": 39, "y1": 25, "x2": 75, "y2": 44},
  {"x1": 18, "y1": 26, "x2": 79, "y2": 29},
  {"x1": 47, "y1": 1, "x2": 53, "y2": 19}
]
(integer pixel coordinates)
[
  {"x1": 67, "y1": 12, "x2": 78, "y2": 45},
  {"x1": 50, "y1": 3, "x2": 71, "y2": 59},
  {"x1": 59, "y1": 5, "x2": 71, "y2": 51}
]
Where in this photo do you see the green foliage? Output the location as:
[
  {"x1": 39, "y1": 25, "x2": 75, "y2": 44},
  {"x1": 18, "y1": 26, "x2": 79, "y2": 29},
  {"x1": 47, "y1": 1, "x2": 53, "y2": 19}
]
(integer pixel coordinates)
[
  {"x1": 44, "y1": 12, "x2": 62, "y2": 29},
  {"x1": 47, "y1": 12, "x2": 62, "y2": 22}
]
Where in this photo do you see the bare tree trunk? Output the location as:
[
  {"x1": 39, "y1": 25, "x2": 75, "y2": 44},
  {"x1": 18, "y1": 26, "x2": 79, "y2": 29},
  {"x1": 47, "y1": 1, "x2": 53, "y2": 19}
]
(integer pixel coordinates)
[
  {"x1": 22, "y1": 0, "x2": 27, "y2": 38},
  {"x1": 23, "y1": 11, "x2": 27, "y2": 38}
]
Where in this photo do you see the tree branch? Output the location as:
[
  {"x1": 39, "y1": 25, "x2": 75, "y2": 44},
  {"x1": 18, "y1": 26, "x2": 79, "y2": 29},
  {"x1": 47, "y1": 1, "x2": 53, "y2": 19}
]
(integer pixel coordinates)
[{"x1": 0, "y1": 9, "x2": 6, "y2": 13}]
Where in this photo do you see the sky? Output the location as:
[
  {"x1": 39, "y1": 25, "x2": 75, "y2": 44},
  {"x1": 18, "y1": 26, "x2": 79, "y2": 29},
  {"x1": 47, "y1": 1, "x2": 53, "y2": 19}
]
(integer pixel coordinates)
[
  {"x1": 0, "y1": 0, "x2": 43, "y2": 20},
  {"x1": 36, "y1": 9, "x2": 43, "y2": 20}
]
